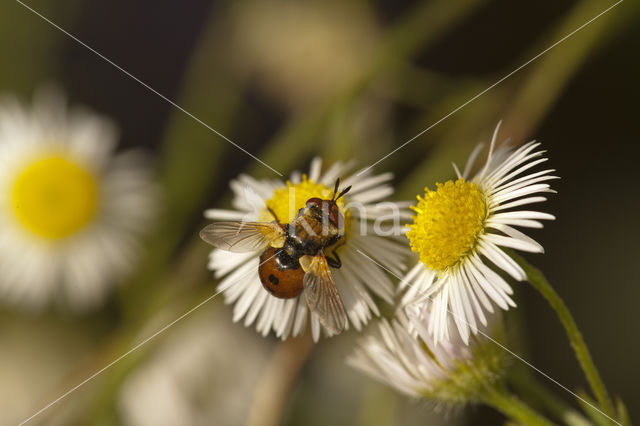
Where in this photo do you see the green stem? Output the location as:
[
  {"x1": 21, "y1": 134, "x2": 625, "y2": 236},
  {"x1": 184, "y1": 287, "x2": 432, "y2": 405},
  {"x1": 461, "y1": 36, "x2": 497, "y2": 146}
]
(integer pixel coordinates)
[
  {"x1": 481, "y1": 385, "x2": 555, "y2": 426},
  {"x1": 508, "y1": 251, "x2": 616, "y2": 419},
  {"x1": 509, "y1": 368, "x2": 592, "y2": 426}
]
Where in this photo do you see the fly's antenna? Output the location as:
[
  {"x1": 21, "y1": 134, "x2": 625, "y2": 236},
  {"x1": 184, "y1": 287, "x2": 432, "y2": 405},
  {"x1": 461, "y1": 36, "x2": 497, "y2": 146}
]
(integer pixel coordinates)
[
  {"x1": 332, "y1": 177, "x2": 352, "y2": 202},
  {"x1": 335, "y1": 184, "x2": 352, "y2": 201},
  {"x1": 332, "y1": 178, "x2": 341, "y2": 201}
]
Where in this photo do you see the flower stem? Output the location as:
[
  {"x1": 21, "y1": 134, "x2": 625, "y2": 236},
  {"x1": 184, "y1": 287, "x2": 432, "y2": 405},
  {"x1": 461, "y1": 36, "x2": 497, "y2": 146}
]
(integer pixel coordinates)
[
  {"x1": 508, "y1": 251, "x2": 616, "y2": 419},
  {"x1": 245, "y1": 333, "x2": 315, "y2": 426},
  {"x1": 509, "y1": 367, "x2": 592, "y2": 426},
  {"x1": 480, "y1": 385, "x2": 555, "y2": 426}
]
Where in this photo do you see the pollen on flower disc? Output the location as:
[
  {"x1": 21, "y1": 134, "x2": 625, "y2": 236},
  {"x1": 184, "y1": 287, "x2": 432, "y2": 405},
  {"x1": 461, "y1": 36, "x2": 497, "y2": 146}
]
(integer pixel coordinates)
[
  {"x1": 11, "y1": 155, "x2": 99, "y2": 239},
  {"x1": 265, "y1": 175, "x2": 346, "y2": 224},
  {"x1": 407, "y1": 179, "x2": 486, "y2": 271}
]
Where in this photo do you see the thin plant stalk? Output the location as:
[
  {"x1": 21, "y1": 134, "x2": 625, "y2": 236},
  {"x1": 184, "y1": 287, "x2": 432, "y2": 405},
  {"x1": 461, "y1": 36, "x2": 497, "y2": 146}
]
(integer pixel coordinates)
[
  {"x1": 480, "y1": 384, "x2": 555, "y2": 426},
  {"x1": 245, "y1": 333, "x2": 315, "y2": 426},
  {"x1": 508, "y1": 251, "x2": 616, "y2": 419},
  {"x1": 509, "y1": 367, "x2": 592, "y2": 426}
]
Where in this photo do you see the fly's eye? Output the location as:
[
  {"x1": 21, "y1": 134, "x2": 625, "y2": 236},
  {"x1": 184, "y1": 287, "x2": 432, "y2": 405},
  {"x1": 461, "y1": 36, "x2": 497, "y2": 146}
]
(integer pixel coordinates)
[
  {"x1": 329, "y1": 204, "x2": 343, "y2": 228},
  {"x1": 306, "y1": 197, "x2": 323, "y2": 208}
]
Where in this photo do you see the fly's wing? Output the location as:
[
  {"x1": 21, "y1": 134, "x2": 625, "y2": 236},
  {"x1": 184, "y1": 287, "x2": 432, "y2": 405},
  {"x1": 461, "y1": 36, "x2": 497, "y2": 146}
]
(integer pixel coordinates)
[
  {"x1": 300, "y1": 254, "x2": 347, "y2": 334},
  {"x1": 200, "y1": 222, "x2": 285, "y2": 253}
]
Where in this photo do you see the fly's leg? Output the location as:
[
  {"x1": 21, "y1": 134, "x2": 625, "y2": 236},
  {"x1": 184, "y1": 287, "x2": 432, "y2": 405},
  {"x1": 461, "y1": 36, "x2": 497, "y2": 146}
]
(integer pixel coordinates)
[
  {"x1": 326, "y1": 251, "x2": 342, "y2": 269},
  {"x1": 266, "y1": 206, "x2": 281, "y2": 223},
  {"x1": 325, "y1": 238, "x2": 346, "y2": 269}
]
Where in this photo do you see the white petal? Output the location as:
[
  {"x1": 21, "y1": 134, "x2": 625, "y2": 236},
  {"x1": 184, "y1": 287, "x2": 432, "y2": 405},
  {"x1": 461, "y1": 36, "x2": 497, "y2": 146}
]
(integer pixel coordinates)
[
  {"x1": 491, "y1": 184, "x2": 556, "y2": 204},
  {"x1": 462, "y1": 143, "x2": 485, "y2": 179},
  {"x1": 482, "y1": 142, "x2": 541, "y2": 183},
  {"x1": 349, "y1": 185, "x2": 394, "y2": 204},
  {"x1": 449, "y1": 277, "x2": 472, "y2": 344},
  {"x1": 204, "y1": 209, "x2": 248, "y2": 220},
  {"x1": 486, "y1": 157, "x2": 549, "y2": 190},
  {"x1": 489, "y1": 172, "x2": 559, "y2": 200},
  {"x1": 477, "y1": 241, "x2": 526, "y2": 281},
  {"x1": 459, "y1": 265, "x2": 488, "y2": 325},
  {"x1": 482, "y1": 233, "x2": 543, "y2": 253},
  {"x1": 489, "y1": 167, "x2": 557, "y2": 195},
  {"x1": 490, "y1": 210, "x2": 555, "y2": 221},
  {"x1": 466, "y1": 256, "x2": 512, "y2": 310},
  {"x1": 491, "y1": 196, "x2": 547, "y2": 212},
  {"x1": 308, "y1": 157, "x2": 322, "y2": 181},
  {"x1": 456, "y1": 268, "x2": 482, "y2": 332},
  {"x1": 484, "y1": 223, "x2": 544, "y2": 253},
  {"x1": 343, "y1": 172, "x2": 393, "y2": 195}
]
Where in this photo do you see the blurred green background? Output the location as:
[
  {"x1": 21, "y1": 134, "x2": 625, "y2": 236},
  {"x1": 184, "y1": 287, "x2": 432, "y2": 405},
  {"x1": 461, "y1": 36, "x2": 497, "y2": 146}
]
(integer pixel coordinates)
[{"x1": 0, "y1": 0, "x2": 638, "y2": 425}]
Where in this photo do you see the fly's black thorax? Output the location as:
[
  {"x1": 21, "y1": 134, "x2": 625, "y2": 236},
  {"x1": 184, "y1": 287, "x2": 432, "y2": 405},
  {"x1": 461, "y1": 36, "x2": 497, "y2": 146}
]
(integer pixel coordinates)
[
  {"x1": 282, "y1": 205, "x2": 341, "y2": 258},
  {"x1": 273, "y1": 248, "x2": 300, "y2": 271}
]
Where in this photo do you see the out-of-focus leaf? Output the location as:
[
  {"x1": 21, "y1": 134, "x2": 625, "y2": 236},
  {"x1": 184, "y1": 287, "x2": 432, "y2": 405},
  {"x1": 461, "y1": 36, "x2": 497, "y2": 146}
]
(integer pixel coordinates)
[
  {"x1": 616, "y1": 397, "x2": 631, "y2": 426},
  {"x1": 0, "y1": 1, "x2": 81, "y2": 95},
  {"x1": 398, "y1": 0, "x2": 632, "y2": 201},
  {"x1": 503, "y1": 0, "x2": 632, "y2": 141},
  {"x1": 254, "y1": 0, "x2": 490, "y2": 179},
  {"x1": 575, "y1": 389, "x2": 613, "y2": 426},
  {"x1": 118, "y1": 13, "x2": 244, "y2": 317}
]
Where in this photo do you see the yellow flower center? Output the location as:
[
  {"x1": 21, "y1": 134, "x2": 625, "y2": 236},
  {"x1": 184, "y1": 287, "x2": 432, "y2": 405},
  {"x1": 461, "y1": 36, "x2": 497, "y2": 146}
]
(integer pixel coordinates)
[
  {"x1": 265, "y1": 175, "x2": 348, "y2": 224},
  {"x1": 407, "y1": 178, "x2": 486, "y2": 271},
  {"x1": 11, "y1": 155, "x2": 99, "y2": 240}
]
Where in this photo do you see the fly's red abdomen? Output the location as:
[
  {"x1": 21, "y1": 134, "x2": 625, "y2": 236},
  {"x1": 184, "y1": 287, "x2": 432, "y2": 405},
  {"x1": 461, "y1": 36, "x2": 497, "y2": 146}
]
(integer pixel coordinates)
[{"x1": 258, "y1": 247, "x2": 304, "y2": 299}]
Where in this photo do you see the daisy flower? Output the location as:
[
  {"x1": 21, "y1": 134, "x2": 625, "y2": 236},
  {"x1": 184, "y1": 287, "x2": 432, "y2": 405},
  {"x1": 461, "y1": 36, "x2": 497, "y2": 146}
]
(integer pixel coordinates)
[
  {"x1": 401, "y1": 122, "x2": 557, "y2": 345},
  {"x1": 348, "y1": 307, "x2": 507, "y2": 403},
  {"x1": 119, "y1": 310, "x2": 269, "y2": 426},
  {"x1": 0, "y1": 89, "x2": 157, "y2": 310},
  {"x1": 204, "y1": 158, "x2": 408, "y2": 341}
]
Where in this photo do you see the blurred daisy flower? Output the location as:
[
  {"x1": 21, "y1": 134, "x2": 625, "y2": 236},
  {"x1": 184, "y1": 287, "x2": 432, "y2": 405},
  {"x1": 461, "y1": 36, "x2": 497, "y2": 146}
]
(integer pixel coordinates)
[
  {"x1": 119, "y1": 310, "x2": 269, "y2": 426},
  {"x1": 348, "y1": 308, "x2": 507, "y2": 404},
  {"x1": 0, "y1": 89, "x2": 157, "y2": 310},
  {"x1": 401, "y1": 122, "x2": 557, "y2": 345},
  {"x1": 203, "y1": 158, "x2": 408, "y2": 341}
]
